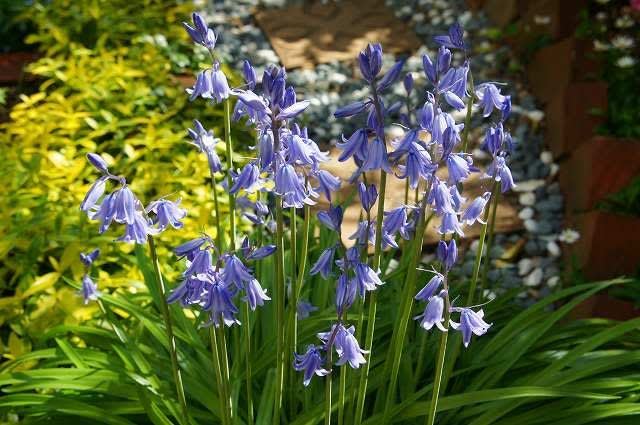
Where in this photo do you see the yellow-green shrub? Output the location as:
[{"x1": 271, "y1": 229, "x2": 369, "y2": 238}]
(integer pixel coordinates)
[{"x1": 0, "y1": 2, "x2": 252, "y2": 354}]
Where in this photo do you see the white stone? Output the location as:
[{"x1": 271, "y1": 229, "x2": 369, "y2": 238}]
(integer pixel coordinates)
[
  {"x1": 518, "y1": 258, "x2": 534, "y2": 276},
  {"x1": 547, "y1": 276, "x2": 560, "y2": 288},
  {"x1": 550, "y1": 163, "x2": 560, "y2": 176},
  {"x1": 540, "y1": 151, "x2": 553, "y2": 164},
  {"x1": 524, "y1": 268, "x2": 543, "y2": 287},
  {"x1": 519, "y1": 192, "x2": 536, "y2": 206},
  {"x1": 527, "y1": 110, "x2": 545, "y2": 123},
  {"x1": 514, "y1": 179, "x2": 545, "y2": 192},
  {"x1": 518, "y1": 207, "x2": 535, "y2": 220},
  {"x1": 524, "y1": 219, "x2": 538, "y2": 233},
  {"x1": 558, "y1": 228, "x2": 580, "y2": 244},
  {"x1": 546, "y1": 240, "x2": 561, "y2": 257}
]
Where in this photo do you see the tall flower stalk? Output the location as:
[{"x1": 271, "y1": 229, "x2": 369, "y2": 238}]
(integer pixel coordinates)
[{"x1": 75, "y1": 16, "x2": 519, "y2": 425}]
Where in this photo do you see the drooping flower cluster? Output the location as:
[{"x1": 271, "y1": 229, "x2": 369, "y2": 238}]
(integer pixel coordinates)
[
  {"x1": 80, "y1": 153, "x2": 186, "y2": 243},
  {"x1": 167, "y1": 235, "x2": 274, "y2": 327},
  {"x1": 78, "y1": 248, "x2": 101, "y2": 304}
]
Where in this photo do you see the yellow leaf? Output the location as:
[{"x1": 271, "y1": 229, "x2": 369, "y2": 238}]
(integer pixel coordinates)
[
  {"x1": 22, "y1": 272, "x2": 60, "y2": 298},
  {"x1": 7, "y1": 332, "x2": 30, "y2": 360}
]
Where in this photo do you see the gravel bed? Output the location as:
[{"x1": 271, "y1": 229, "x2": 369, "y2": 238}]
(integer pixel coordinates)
[{"x1": 199, "y1": 0, "x2": 570, "y2": 300}]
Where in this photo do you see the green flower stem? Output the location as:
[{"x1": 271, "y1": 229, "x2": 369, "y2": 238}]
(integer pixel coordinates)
[
  {"x1": 146, "y1": 236, "x2": 189, "y2": 424},
  {"x1": 288, "y1": 204, "x2": 311, "y2": 389},
  {"x1": 272, "y1": 119, "x2": 286, "y2": 425},
  {"x1": 467, "y1": 180, "x2": 499, "y2": 305},
  {"x1": 460, "y1": 70, "x2": 475, "y2": 154},
  {"x1": 338, "y1": 311, "x2": 348, "y2": 425},
  {"x1": 210, "y1": 328, "x2": 231, "y2": 425},
  {"x1": 223, "y1": 98, "x2": 236, "y2": 250},
  {"x1": 210, "y1": 174, "x2": 223, "y2": 259},
  {"x1": 480, "y1": 185, "x2": 501, "y2": 294},
  {"x1": 354, "y1": 80, "x2": 389, "y2": 425},
  {"x1": 425, "y1": 287, "x2": 451, "y2": 425},
  {"x1": 217, "y1": 325, "x2": 233, "y2": 421},
  {"x1": 288, "y1": 206, "x2": 297, "y2": 417},
  {"x1": 242, "y1": 302, "x2": 254, "y2": 425},
  {"x1": 354, "y1": 171, "x2": 386, "y2": 424},
  {"x1": 381, "y1": 176, "x2": 435, "y2": 423}
]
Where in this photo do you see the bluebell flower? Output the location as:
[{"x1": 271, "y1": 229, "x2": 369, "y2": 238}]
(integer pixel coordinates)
[
  {"x1": 437, "y1": 46, "x2": 452, "y2": 75},
  {"x1": 332, "y1": 325, "x2": 368, "y2": 369},
  {"x1": 486, "y1": 154, "x2": 516, "y2": 193},
  {"x1": 87, "y1": 153, "x2": 109, "y2": 174},
  {"x1": 275, "y1": 164, "x2": 314, "y2": 208},
  {"x1": 449, "y1": 185, "x2": 467, "y2": 212},
  {"x1": 436, "y1": 239, "x2": 458, "y2": 271},
  {"x1": 434, "y1": 22, "x2": 466, "y2": 50},
  {"x1": 317, "y1": 204, "x2": 343, "y2": 233},
  {"x1": 439, "y1": 212, "x2": 464, "y2": 237},
  {"x1": 174, "y1": 237, "x2": 208, "y2": 260},
  {"x1": 183, "y1": 248, "x2": 213, "y2": 277},
  {"x1": 422, "y1": 53, "x2": 437, "y2": 85},
  {"x1": 80, "y1": 176, "x2": 108, "y2": 213},
  {"x1": 283, "y1": 86, "x2": 296, "y2": 108},
  {"x1": 258, "y1": 130, "x2": 274, "y2": 171},
  {"x1": 188, "y1": 63, "x2": 230, "y2": 103},
  {"x1": 201, "y1": 274, "x2": 240, "y2": 328},
  {"x1": 404, "y1": 72, "x2": 414, "y2": 95},
  {"x1": 183, "y1": 12, "x2": 217, "y2": 51},
  {"x1": 383, "y1": 206, "x2": 411, "y2": 240},
  {"x1": 310, "y1": 246, "x2": 336, "y2": 279},
  {"x1": 429, "y1": 179, "x2": 454, "y2": 215},
  {"x1": 187, "y1": 120, "x2": 222, "y2": 174},
  {"x1": 298, "y1": 300, "x2": 318, "y2": 319},
  {"x1": 349, "y1": 220, "x2": 375, "y2": 247},
  {"x1": 378, "y1": 60, "x2": 405, "y2": 92},
  {"x1": 243, "y1": 59, "x2": 256, "y2": 90},
  {"x1": 277, "y1": 100, "x2": 311, "y2": 121},
  {"x1": 315, "y1": 170, "x2": 341, "y2": 201},
  {"x1": 285, "y1": 133, "x2": 315, "y2": 166},
  {"x1": 415, "y1": 271, "x2": 444, "y2": 301},
  {"x1": 246, "y1": 245, "x2": 276, "y2": 261},
  {"x1": 358, "y1": 43, "x2": 383, "y2": 82},
  {"x1": 362, "y1": 138, "x2": 392, "y2": 173},
  {"x1": 444, "y1": 91, "x2": 465, "y2": 110},
  {"x1": 450, "y1": 307, "x2": 492, "y2": 347},
  {"x1": 117, "y1": 211, "x2": 157, "y2": 244},
  {"x1": 449, "y1": 61, "x2": 470, "y2": 99},
  {"x1": 222, "y1": 255, "x2": 254, "y2": 289},
  {"x1": 243, "y1": 278, "x2": 271, "y2": 310},
  {"x1": 358, "y1": 182, "x2": 378, "y2": 212},
  {"x1": 501, "y1": 95, "x2": 512, "y2": 122},
  {"x1": 336, "y1": 274, "x2": 357, "y2": 314},
  {"x1": 446, "y1": 154, "x2": 471, "y2": 184},
  {"x1": 334, "y1": 101, "x2": 369, "y2": 118},
  {"x1": 167, "y1": 275, "x2": 207, "y2": 307},
  {"x1": 78, "y1": 274, "x2": 101, "y2": 304},
  {"x1": 235, "y1": 89, "x2": 271, "y2": 115},
  {"x1": 337, "y1": 129, "x2": 368, "y2": 162},
  {"x1": 147, "y1": 198, "x2": 187, "y2": 231},
  {"x1": 476, "y1": 83, "x2": 506, "y2": 117},
  {"x1": 230, "y1": 162, "x2": 262, "y2": 194},
  {"x1": 294, "y1": 345, "x2": 329, "y2": 386},
  {"x1": 414, "y1": 290, "x2": 447, "y2": 331},
  {"x1": 482, "y1": 123, "x2": 503, "y2": 156},
  {"x1": 461, "y1": 192, "x2": 491, "y2": 226},
  {"x1": 353, "y1": 263, "x2": 384, "y2": 296},
  {"x1": 80, "y1": 248, "x2": 100, "y2": 268}
]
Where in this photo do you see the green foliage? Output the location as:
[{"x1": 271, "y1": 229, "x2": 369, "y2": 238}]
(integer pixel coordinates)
[
  {"x1": 576, "y1": 1, "x2": 640, "y2": 139},
  {"x1": 1, "y1": 249, "x2": 638, "y2": 425},
  {"x1": 0, "y1": 0, "x2": 250, "y2": 355},
  {"x1": 598, "y1": 176, "x2": 640, "y2": 217},
  {"x1": 0, "y1": 0, "x2": 35, "y2": 53}
]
